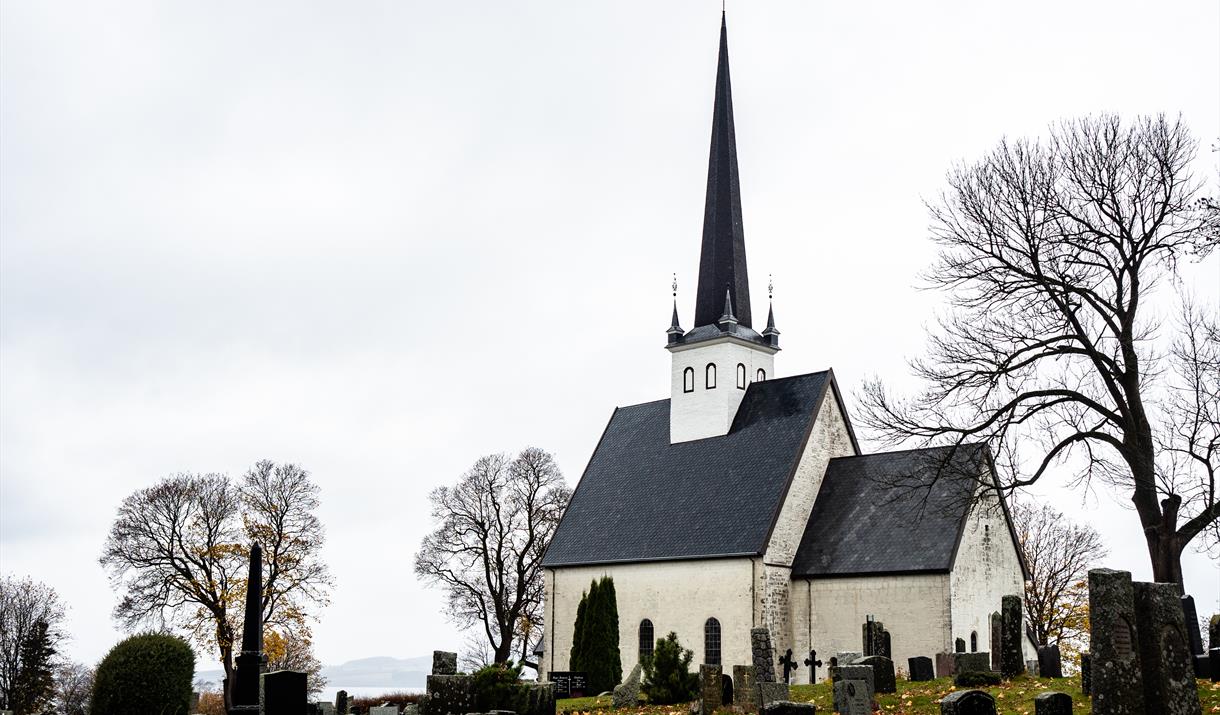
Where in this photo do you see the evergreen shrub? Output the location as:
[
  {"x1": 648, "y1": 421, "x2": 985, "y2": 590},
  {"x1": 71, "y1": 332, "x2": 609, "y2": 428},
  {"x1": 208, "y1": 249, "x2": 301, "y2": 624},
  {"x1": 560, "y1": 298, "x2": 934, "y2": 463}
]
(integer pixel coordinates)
[
  {"x1": 91, "y1": 633, "x2": 195, "y2": 715},
  {"x1": 641, "y1": 632, "x2": 698, "y2": 704},
  {"x1": 471, "y1": 663, "x2": 530, "y2": 713}
]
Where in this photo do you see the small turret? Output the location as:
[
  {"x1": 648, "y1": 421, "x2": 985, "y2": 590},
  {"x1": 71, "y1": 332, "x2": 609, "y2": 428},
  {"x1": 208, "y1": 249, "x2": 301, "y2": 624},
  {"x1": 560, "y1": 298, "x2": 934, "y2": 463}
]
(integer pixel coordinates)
[
  {"x1": 717, "y1": 287, "x2": 738, "y2": 331},
  {"x1": 667, "y1": 301, "x2": 684, "y2": 345},
  {"x1": 762, "y1": 276, "x2": 780, "y2": 348}
]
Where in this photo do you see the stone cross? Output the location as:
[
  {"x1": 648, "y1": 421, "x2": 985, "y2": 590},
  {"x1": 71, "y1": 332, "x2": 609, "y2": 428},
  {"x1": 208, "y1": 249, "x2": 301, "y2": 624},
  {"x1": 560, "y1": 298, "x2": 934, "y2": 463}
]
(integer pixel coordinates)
[
  {"x1": 803, "y1": 649, "x2": 822, "y2": 683},
  {"x1": 778, "y1": 649, "x2": 798, "y2": 683}
]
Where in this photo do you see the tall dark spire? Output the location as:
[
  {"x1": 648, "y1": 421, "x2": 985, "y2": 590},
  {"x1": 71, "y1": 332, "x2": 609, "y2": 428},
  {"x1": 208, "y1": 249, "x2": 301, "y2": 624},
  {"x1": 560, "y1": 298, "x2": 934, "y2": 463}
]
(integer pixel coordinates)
[
  {"x1": 240, "y1": 542, "x2": 263, "y2": 653},
  {"x1": 694, "y1": 13, "x2": 752, "y2": 329}
]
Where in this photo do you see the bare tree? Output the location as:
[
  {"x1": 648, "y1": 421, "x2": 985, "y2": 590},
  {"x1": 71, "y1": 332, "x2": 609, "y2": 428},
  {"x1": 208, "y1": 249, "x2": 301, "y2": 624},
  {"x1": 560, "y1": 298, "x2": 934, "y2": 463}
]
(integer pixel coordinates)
[
  {"x1": 859, "y1": 114, "x2": 1219, "y2": 587},
  {"x1": 0, "y1": 576, "x2": 67, "y2": 711},
  {"x1": 1011, "y1": 500, "x2": 1107, "y2": 660},
  {"x1": 99, "y1": 461, "x2": 333, "y2": 710},
  {"x1": 415, "y1": 447, "x2": 571, "y2": 666},
  {"x1": 265, "y1": 629, "x2": 326, "y2": 698},
  {"x1": 52, "y1": 661, "x2": 93, "y2": 715}
]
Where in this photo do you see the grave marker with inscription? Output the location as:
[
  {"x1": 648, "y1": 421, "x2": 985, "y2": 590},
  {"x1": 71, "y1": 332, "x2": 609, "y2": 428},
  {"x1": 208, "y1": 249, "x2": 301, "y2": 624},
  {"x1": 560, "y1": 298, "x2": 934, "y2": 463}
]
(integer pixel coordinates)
[{"x1": 1088, "y1": 568, "x2": 1144, "y2": 715}]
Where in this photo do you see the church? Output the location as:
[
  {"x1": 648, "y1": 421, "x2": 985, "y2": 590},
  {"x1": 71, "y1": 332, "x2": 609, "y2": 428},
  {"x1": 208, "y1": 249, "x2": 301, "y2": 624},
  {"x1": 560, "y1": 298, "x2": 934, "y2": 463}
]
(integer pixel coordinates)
[{"x1": 537, "y1": 16, "x2": 1031, "y2": 684}]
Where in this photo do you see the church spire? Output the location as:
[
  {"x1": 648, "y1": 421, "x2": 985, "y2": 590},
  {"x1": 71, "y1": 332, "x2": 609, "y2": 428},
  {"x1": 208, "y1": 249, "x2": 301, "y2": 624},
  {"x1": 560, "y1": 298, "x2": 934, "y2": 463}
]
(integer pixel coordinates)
[{"x1": 693, "y1": 12, "x2": 752, "y2": 329}]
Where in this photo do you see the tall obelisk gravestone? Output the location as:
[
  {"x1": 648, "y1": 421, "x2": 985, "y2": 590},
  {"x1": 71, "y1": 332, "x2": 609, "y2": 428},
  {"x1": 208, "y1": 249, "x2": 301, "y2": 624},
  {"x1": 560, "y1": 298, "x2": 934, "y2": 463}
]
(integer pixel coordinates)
[{"x1": 230, "y1": 543, "x2": 266, "y2": 715}]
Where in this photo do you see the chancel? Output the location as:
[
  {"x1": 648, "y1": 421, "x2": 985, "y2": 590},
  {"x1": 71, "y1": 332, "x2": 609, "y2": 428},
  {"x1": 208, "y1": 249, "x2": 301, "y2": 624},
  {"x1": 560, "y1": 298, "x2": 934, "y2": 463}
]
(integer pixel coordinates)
[{"x1": 537, "y1": 14, "x2": 1034, "y2": 683}]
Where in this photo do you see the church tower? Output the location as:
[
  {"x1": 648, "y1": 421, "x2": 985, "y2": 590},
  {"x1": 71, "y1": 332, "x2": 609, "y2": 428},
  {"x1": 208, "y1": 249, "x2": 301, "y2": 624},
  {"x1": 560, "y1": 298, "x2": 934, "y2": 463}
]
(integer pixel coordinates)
[{"x1": 668, "y1": 14, "x2": 779, "y2": 444}]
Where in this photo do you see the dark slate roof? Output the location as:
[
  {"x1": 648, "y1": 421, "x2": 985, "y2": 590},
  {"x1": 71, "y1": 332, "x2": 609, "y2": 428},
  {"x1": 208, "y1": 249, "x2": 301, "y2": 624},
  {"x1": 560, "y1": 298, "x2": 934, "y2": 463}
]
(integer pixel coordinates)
[
  {"x1": 694, "y1": 13, "x2": 752, "y2": 330},
  {"x1": 790, "y1": 444, "x2": 990, "y2": 577},
  {"x1": 675, "y1": 322, "x2": 769, "y2": 348},
  {"x1": 541, "y1": 371, "x2": 831, "y2": 567}
]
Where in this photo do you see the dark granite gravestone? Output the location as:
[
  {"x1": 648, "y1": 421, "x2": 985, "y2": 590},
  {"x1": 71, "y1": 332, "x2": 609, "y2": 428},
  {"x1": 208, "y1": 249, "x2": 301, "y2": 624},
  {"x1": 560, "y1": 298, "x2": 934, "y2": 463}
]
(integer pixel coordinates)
[
  {"x1": 421, "y1": 674, "x2": 475, "y2": 715},
  {"x1": 336, "y1": 690, "x2": 349, "y2": 715},
  {"x1": 837, "y1": 665, "x2": 874, "y2": 702},
  {"x1": 733, "y1": 665, "x2": 758, "y2": 711},
  {"x1": 832, "y1": 679, "x2": 870, "y2": 715},
  {"x1": 939, "y1": 689, "x2": 996, "y2": 715},
  {"x1": 1036, "y1": 644, "x2": 1063, "y2": 679},
  {"x1": 862, "y1": 618, "x2": 888, "y2": 657},
  {"x1": 700, "y1": 664, "x2": 723, "y2": 715},
  {"x1": 989, "y1": 611, "x2": 1002, "y2": 672},
  {"x1": 752, "y1": 628, "x2": 777, "y2": 683},
  {"x1": 1000, "y1": 595, "x2": 1025, "y2": 677},
  {"x1": 1032, "y1": 692, "x2": 1071, "y2": 715},
  {"x1": 1132, "y1": 581, "x2": 1200, "y2": 715},
  {"x1": 881, "y1": 631, "x2": 891, "y2": 659},
  {"x1": 527, "y1": 682, "x2": 556, "y2": 715},
  {"x1": 757, "y1": 683, "x2": 789, "y2": 711},
  {"x1": 433, "y1": 650, "x2": 458, "y2": 675},
  {"x1": 1088, "y1": 568, "x2": 1144, "y2": 715},
  {"x1": 761, "y1": 702, "x2": 816, "y2": 715},
  {"x1": 935, "y1": 652, "x2": 956, "y2": 678},
  {"x1": 231, "y1": 544, "x2": 267, "y2": 714},
  {"x1": 1080, "y1": 653, "x2": 1091, "y2": 696},
  {"x1": 857, "y1": 656, "x2": 895, "y2": 694},
  {"x1": 262, "y1": 670, "x2": 307, "y2": 715},
  {"x1": 1181, "y1": 596, "x2": 1203, "y2": 654},
  {"x1": 908, "y1": 656, "x2": 934, "y2": 682},
  {"x1": 1210, "y1": 648, "x2": 1219, "y2": 682},
  {"x1": 955, "y1": 638, "x2": 966, "y2": 653},
  {"x1": 952, "y1": 652, "x2": 991, "y2": 675},
  {"x1": 803, "y1": 650, "x2": 822, "y2": 684}
]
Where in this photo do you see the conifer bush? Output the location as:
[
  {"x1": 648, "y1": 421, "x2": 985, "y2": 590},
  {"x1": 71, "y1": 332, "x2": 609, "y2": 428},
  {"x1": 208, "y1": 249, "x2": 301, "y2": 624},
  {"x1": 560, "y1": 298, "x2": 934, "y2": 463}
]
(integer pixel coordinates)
[
  {"x1": 91, "y1": 633, "x2": 195, "y2": 715},
  {"x1": 641, "y1": 632, "x2": 698, "y2": 704},
  {"x1": 471, "y1": 663, "x2": 530, "y2": 713},
  {"x1": 569, "y1": 577, "x2": 621, "y2": 693}
]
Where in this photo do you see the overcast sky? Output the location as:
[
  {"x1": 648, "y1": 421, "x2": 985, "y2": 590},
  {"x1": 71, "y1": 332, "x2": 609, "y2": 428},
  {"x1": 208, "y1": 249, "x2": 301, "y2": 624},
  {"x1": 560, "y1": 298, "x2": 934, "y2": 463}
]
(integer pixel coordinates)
[{"x1": 2, "y1": 1, "x2": 1218, "y2": 670}]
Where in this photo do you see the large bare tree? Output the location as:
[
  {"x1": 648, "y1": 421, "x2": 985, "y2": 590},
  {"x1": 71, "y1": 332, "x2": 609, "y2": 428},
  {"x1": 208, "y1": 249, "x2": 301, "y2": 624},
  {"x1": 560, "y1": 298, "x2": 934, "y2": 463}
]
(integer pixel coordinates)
[
  {"x1": 859, "y1": 113, "x2": 1219, "y2": 588},
  {"x1": 0, "y1": 576, "x2": 66, "y2": 712},
  {"x1": 415, "y1": 447, "x2": 571, "y2": 666},
  {"x1": 1011, "y1": 500, "x2": 1107, "y2": 663},
  {"x1": 99, "y1": 461, "x2": 332, "y2": 710}
]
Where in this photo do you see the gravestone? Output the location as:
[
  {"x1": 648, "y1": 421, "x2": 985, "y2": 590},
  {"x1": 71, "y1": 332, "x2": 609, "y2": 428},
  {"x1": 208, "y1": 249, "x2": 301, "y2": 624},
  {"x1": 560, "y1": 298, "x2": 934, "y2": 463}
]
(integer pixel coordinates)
[
  {"x1": 318, "y1": 703, "x2": 335, "y2": 715},
  {"x1": 934, "y1": 652, "x2": 956, "y2": 678},
  {"x1": 834, "y1": 651, "x2": 862, "y2": 667},
  {"x1": 404, "y1": 705, "x2": 420, "y2": 715},
  {"x1": 857, "y1": 655, "x2": 895, "y2": 694},
  {"x1": 989, "y1": 612, "x2": 1002, "y2": 672},
  {"x1": 1180, "y1": 595, "x2": 1203, "y2": 658},
  {"x1": 761, "y1": 702, "x2": 816, "y2": 715},
  {"x1": 1132, "y1": 581, "x2": 1200, "y2": 715},
  {"x1": 908, "y1": 656, "x2": 934, "y2": 682},
  {"x1": 837, "y1": 665, "x2": 874, "y2": 702},
  {"x1": 699, "y1": 664, "x2": 723, "y2": 715},
  {"x1": 881, "y1": 631, "x2": 892, "y2": 660},
  {"x1": 732, "y1": 665, "x2": 758, "y2": 710},
  {"x1": 751, "y1": 628, "x2": 777, "y2": 683},
  {"x1": 527, "y1": 682, "x2": 556, "y2": 715},
  {"x1": 433, "y1": 650, "x2": 458, "y2": 675},
  {"x1": 832, "y1": 678, "x2": 871, "y2": 715},
  {"x1": 1211, "y1": 615, "x2": 1220, "y2": 650},
  {"x1": 1210, "y1": 648, "x2": 1219, "y2": 682},
  {"x1": 1036, "y1": 645, "x2": 1062, "y2": 679},
  {"x1": 802, "y1": 650, "x2": 823, "y2": 683},
  {"x1": 757, "y1": 682, "x2": 789, "y2": 710},
  {"x1": 369, "y1": 707, "x2": 398, "y2": 715},
  {"x1": 612, "y1": 663, "x2": 642, "y2": 708},
  {"x1": 954, "y1": 638, "x2": 966, "y2": 653},
  {"x1": 952, "y1": 652, "x2": 990, "y2": 675},
  {"x1": 421, "y1": 674, "x2": 475, "y2": 715},
  {"x1": 1032, "y1": 692, "x2": 1072, "y2": 715},
  {"x1": 546, "y1": 672, "x2": 586, "y2": 699},
  {"x1": 1088, "y1": 568, "x2": 1144, "y2": 715},
  {"x1": 1026, "y1": 659, "x2": 1039, "y2": 676},
  {"x1": 262, "y1": 670, "x2": 307, "y2": 715},
  {"x1": 337, "y1": 690, "x2": 349, "y2": 715},
  {"x1": 1000, "y1": 595, "x2": 1025, "y2": 677},
  {"x1": 862, "y1": 618, "x2": 887, "y2": 657},
  {"x1": 778, "y1": 649, "x2": 799, "y2": 683},
  {"x1": 939, "y1": 689, "x2": 996, "y2": 715},
  {"x1": 1080, "y1": 653, "x2": 1091, "y2": 696}
]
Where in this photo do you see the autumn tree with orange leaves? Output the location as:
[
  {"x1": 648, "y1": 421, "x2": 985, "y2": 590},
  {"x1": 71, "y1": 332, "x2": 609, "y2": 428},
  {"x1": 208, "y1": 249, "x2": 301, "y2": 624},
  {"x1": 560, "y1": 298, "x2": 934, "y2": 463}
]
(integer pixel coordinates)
[{"x1": 100, "y1": 461, "x2": 332, "y2": 710}]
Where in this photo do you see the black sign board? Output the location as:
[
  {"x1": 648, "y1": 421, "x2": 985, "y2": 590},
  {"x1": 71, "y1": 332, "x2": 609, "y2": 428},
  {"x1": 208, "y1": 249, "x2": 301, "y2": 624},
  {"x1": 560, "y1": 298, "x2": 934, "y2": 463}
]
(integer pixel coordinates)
[{"x1": 548, "y1": 671, "x2": 588, "y2": 698}]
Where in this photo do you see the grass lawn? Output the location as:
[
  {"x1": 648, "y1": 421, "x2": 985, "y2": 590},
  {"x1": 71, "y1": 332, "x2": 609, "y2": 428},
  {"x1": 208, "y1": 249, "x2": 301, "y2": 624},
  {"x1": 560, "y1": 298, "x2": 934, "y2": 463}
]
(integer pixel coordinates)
[{"x1": 557, "y1": 676, "x2": 1220, "y2": 714}]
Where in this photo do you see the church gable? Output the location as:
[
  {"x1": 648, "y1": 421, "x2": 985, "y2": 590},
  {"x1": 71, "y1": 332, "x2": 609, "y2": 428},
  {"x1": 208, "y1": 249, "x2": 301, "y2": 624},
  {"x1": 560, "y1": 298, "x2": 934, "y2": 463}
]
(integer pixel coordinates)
[{"x1": 541, "y1": 371, "x2": 831, "y2": 568}]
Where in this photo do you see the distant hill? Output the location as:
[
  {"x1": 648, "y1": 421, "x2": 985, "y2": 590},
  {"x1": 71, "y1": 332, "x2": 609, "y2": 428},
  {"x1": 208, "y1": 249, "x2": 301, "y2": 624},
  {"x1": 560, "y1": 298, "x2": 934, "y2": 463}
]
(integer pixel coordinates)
[{"x1": 195, "y1": 655, "x2": 431, "y2": 690}]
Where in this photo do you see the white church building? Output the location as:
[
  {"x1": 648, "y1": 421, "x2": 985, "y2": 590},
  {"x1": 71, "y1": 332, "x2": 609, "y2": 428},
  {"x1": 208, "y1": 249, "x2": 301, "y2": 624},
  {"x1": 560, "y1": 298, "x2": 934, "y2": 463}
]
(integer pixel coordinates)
[{"x1": 537, "y1": 16, "x2": 1031, "y2": 684}]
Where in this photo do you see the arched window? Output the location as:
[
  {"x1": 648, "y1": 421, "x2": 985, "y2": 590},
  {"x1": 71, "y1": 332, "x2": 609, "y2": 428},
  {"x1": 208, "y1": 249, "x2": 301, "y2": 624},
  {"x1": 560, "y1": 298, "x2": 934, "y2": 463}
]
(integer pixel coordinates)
[
  {"x1": 970, "y1": 631, "x2": 978, "y2": 652},
  {"x1": 736, "y1": 363, "x2": 747, "y2": 389},
  {"x1": 683, "y1": 367, "x2": 695, "y2": 393},
  {"x1": 704, "y1": 617, "x2": 721, "y2": 665},
  {"x1": 705, "y1": 363, "x2": 717, "y2": 389},
  {"x1": 756, "y1": 368, "x2": 766, "y2": 382},
  {"x1": 639, "y1": 619, "x2": 655, "y2": 661}
]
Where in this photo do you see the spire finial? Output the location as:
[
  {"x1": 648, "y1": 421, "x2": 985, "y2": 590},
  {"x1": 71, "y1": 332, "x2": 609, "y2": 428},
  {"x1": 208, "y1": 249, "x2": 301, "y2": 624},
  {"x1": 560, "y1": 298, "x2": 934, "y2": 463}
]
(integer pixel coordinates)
[
  {"x1": 768, "y1": 273, "x2": 773, "y2": 301},
  {"x1": 672, "y1": 272, "x2": 678, "y2": 298}
]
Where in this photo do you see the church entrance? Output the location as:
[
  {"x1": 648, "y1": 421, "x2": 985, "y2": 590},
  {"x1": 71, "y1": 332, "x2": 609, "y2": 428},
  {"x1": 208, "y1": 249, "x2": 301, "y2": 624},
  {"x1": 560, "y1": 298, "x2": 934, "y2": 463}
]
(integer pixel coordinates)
[{"x1": 721, "y1": 674, "x2": 733, "y2": 705}]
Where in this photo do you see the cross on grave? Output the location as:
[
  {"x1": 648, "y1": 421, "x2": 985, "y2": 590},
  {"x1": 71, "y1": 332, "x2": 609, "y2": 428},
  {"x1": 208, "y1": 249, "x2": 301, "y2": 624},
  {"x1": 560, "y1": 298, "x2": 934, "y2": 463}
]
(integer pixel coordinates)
[
  {"x1": 778, "y1": 649, "x2": 799, "y2": 683},
  {"x1": 803, "y1": 650, "x2": 823, "y2": 683}
]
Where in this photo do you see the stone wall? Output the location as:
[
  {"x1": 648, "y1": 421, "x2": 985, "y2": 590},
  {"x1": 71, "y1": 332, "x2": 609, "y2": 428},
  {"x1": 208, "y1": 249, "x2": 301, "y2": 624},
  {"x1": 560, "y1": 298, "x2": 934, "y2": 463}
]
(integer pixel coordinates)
[{"x1": 794, "y1": 573, "x2": 951, "y2": 682}]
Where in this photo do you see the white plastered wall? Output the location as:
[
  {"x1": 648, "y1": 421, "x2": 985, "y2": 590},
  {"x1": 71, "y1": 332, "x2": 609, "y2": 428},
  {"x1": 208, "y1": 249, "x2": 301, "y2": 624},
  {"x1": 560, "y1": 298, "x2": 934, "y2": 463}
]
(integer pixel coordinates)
[
  {"x1": 948, "y1": 490, "x2": 1033, "y2": 663},
  {"x1": 794, "y1": 573, "x2": 952, "y2": 683},
  {"x1": 668, "y1": 337, "x2": 776, "y2": 443},
  {"x1": 541, "y1": 558, "x2": 755, "y2": 681}
]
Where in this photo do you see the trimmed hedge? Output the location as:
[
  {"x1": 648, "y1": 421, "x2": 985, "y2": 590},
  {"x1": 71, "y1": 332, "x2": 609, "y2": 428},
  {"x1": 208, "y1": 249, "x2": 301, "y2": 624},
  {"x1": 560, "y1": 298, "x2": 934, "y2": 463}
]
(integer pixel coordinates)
[{"x1": 91, "y1": 633, "x2": 195, "y2": 715}]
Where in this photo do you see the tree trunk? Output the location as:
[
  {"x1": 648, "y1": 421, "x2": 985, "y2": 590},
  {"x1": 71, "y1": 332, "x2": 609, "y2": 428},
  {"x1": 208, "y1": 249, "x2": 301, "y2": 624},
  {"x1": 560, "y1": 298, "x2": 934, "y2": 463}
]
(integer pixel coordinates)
[
  {"x1": 494, "y1": 627, "x2": 514, "y2": 665},
  {"x1": 1143, "y1": 495, "x2": 1185, "y2": 587},
  {"x1": 220, "y1": 643, "x2": 234, "y2": 712}
]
